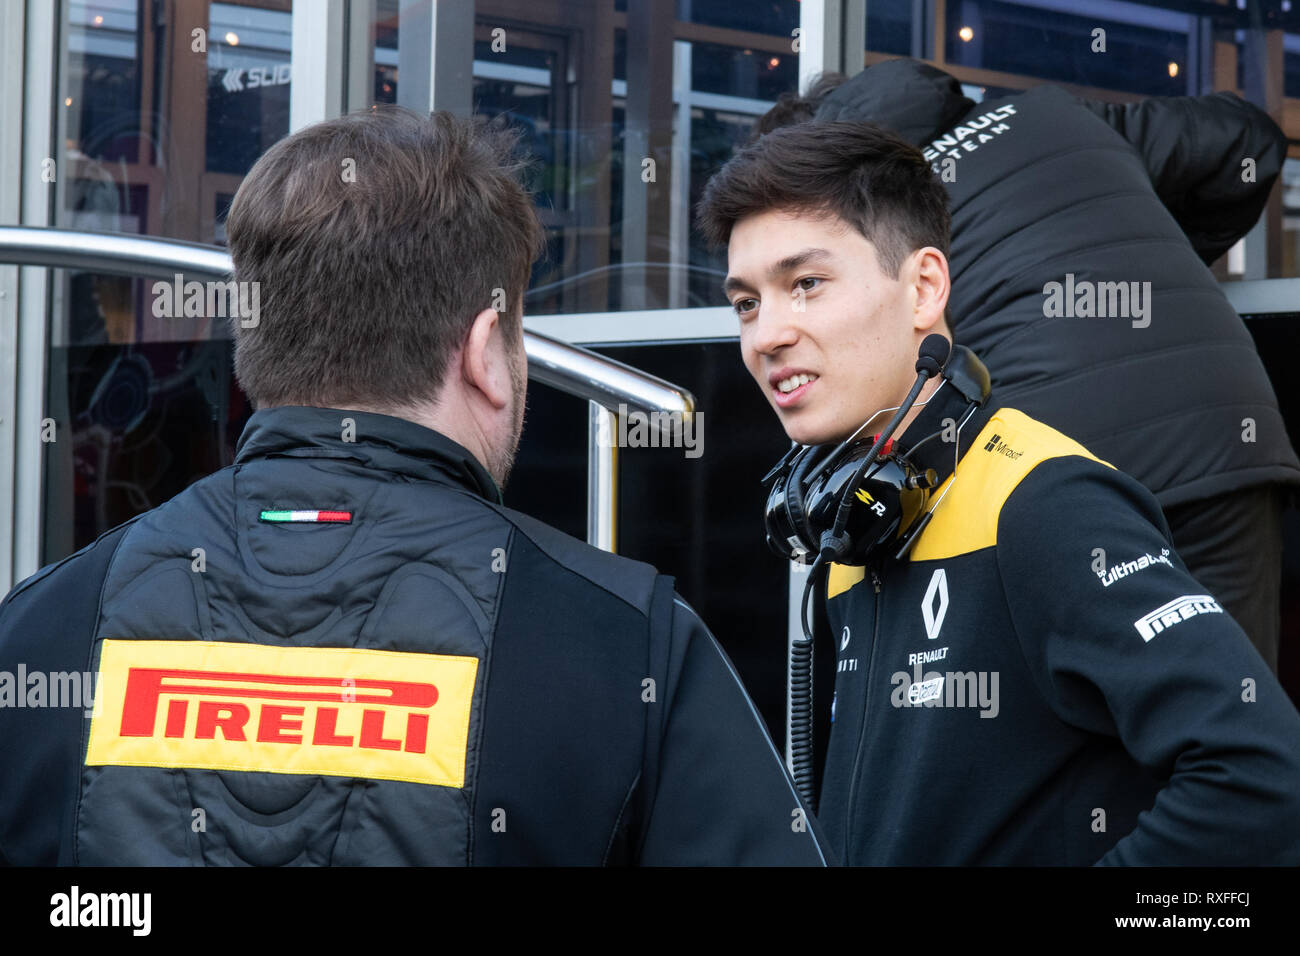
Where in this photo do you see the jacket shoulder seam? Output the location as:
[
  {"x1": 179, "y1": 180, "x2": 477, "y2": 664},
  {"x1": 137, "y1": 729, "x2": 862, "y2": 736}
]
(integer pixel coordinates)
[
  {"x1": 2, "y1": 515, "x2": 145, "y2": 607},
  {"x1": 479, "y1": 499, "x2": 657, "y2": 617}
]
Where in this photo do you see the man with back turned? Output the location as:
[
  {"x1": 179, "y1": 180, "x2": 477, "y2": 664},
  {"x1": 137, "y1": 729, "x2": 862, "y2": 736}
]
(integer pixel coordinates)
[{"x1": 0, "y1": 107, "x2": 827, "y2": 866}]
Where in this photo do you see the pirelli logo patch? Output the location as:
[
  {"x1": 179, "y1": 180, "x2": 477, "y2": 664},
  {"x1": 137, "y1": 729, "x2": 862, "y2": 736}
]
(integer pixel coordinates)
[
  {"x1": 85, "y1": 640, "x2": 478, "y2": 787},
  {"x1": 1133, "y1": 594, "x2": 1224, "y2": 642}
]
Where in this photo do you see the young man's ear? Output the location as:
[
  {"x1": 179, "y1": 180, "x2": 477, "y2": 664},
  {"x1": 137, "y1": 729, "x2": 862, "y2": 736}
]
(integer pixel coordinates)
[
  {"x1": 461, "y1": 306, "x2": 513, "y2": 411},
  {"x1": 909, "y1": 247, "x2": 951, "y2": 334}
]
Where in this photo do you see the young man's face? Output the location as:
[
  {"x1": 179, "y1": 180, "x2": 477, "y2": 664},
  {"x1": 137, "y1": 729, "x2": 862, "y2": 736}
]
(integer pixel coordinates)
[{"x1": 725, "y1": 207, "x2": 938, "y2": 446}]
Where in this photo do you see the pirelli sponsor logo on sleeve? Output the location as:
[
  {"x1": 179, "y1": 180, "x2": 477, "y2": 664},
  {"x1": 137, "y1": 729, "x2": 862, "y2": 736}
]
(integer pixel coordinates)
[
  {"x1": 1133, "y1": 594, "x2": 1224, "y2": 642},
  {"x1": 85, "y1": 640, "x2": 478, "y2": 787}
]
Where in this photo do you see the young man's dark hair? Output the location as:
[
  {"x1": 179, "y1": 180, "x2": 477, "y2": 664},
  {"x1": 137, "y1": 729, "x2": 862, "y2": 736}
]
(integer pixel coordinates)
[
  {"x1": 0, "y1": 108, "x2": 829, "y2": 867},
  {"x1": 698, "y1": 121, "x2": 949, "y2": 281},
  {"x1": 226, "y1": 107, "x2": 544, "y2": 411},
  {"x1": 703, "y1": 104, "x2": 1300, "y2": 865}
]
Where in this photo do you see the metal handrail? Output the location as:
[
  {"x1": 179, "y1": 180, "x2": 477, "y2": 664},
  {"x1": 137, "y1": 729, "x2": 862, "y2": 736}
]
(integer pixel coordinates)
[
  {"x1": 0, "y1": 225, "x2": 699, "y2": 553},
  {"x1": 0, "y1": 226, "x2": 696, "y2": 420}
]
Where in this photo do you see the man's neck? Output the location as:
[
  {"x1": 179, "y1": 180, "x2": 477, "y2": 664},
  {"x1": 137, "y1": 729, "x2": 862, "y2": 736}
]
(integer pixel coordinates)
[
  {"x1": 873, "y1": 373, "x2": 945, "y2": 444},
  {"x1": 344, "y1": 401, "x2": 491, "y2": 472}
]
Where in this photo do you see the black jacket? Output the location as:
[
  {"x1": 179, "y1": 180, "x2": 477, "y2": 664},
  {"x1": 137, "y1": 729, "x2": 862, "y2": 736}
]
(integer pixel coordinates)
[
  {"x1": 819, "y1": 370, "x2": 1300, "y2": 864},
  {"x1": 0, "y1": 407, "x2": 828, "y2": 866},
  {"x1": 815, "y1": 59, "x2": 1300, "y2": 508}
]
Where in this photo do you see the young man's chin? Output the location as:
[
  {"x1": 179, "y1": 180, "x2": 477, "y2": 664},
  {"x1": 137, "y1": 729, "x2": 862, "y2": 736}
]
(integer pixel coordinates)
[
  {"x1": 779, "y1": 416, "x2": 842, "y2": 448},
  {"x1": 768, "y1": 394, "x2": 859, "y2": 445}
]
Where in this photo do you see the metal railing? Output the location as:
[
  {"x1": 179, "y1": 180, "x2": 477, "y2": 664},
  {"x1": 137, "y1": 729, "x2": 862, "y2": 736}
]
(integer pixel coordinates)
[{"x1": 0, "y1": 225, "x2": 697, "y2": 554}]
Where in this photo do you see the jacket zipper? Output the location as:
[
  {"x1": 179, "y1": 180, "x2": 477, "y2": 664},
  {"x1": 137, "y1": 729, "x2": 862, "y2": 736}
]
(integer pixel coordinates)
[{"x1": 842, "y1": 564, "x2": 883, "y2": 864}]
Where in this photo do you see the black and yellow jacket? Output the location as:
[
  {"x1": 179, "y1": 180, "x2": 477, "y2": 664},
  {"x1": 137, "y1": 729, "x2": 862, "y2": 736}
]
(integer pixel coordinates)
[{"x1": 818, "y1": 368, "x2": 1300, "y2": 865}]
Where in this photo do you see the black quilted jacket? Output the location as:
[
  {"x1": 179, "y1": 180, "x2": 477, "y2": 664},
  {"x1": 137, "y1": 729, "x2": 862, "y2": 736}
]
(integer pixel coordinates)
[{"x1": 0, "y1": 407, "x2": 828, "y2": 866}]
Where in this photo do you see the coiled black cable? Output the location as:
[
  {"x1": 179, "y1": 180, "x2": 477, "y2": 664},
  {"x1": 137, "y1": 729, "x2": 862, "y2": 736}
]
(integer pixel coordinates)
[{"x1": 788, "y1": 552, "x2": 826, "y2": 811}]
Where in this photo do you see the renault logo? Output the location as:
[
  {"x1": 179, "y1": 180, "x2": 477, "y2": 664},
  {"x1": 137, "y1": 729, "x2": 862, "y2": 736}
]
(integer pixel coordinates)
[{"x1": 922, "y1": 568, "x2": 949, "y2": 640}]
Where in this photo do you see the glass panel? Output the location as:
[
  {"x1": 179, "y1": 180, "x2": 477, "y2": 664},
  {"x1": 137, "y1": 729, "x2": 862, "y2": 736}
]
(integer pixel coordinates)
[
  {"x1": 688, "y1": 108, "x2": 756, "y2": 308},
  {"x1": 945, "y1": 0, "x2": 1191, "y2": 96},
  {"x1": 46, "y1": 1, "x2": 292, "y2": 563},
  {"x1": 1288, "y1": 31, "x2": 1300, "y2": 98},
  {"x1": 867, "y1": 0, "x2": 917, "y2": 56},
  {"x1": 374, "y1": 0, "x2": 398, "y2": 104},
  {"x1": 205, "y1": 3, "x2": 294, "y2": 178},
  {"x1": 453, "y1": 0, "x2": 795, "y2": 314},
  {"x1": 677, "y1": 0, "x2": 800, "y2": 35},
  {"x1": 689, "y1": 41, "x2": 798, "y2": 100}
]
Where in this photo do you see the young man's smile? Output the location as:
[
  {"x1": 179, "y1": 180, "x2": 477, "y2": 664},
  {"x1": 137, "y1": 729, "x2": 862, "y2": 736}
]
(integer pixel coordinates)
[{"x1": 769, "y1": 367, "x2": 818, "y2": 407}]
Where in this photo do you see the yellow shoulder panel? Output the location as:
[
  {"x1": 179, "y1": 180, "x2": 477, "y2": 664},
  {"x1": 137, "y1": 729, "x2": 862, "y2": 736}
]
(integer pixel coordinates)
[
  {"x1": 826, "y1": 563, "x2": 866, "y2": 600},
  {"x1": 906, "y1": 408, "x2": 1110, "y2": 562}
]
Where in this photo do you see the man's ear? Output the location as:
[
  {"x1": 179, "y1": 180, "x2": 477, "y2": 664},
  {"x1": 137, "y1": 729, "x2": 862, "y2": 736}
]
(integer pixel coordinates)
[
  {"x1": 461, "y1": 307, "x2": 512, "y2": 411},
  {"x1": 909, "y1": 247, "x2": 951, "y2": 334}
]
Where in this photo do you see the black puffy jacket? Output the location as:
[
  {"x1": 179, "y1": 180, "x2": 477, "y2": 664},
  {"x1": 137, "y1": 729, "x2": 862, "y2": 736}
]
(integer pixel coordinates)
[
  {"x1": 0, "y1": 406, "x2": 828, "y2": 866},
  {"x1": 815, "y1": 58, "x2": 1300, "y2": 508}
]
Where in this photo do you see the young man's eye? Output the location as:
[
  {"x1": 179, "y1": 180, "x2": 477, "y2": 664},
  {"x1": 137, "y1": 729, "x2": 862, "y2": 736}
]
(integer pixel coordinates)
[
  {"x1": 795, "y1": 277, "x2": 821, "y2": 294},
  {"x1": 733, "y1": 297, "x2": 758, "y2": 316}
]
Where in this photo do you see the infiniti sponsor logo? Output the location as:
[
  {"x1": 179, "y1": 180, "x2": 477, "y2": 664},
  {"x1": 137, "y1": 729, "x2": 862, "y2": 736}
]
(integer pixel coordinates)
[{"x1": 1134, "y1": 594, "x2": 1224, "y2": 642}]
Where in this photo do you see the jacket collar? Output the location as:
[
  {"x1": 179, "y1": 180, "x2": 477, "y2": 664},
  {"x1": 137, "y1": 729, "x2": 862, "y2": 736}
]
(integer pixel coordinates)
[{"x1": 234, "y1": 406, "x2": 503, "y2": 504}]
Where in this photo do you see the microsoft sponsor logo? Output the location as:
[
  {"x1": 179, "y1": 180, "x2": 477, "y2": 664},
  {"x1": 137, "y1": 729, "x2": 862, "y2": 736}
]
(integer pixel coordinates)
[
  {"x1": 1134, "y1": 594, "x2": 1223, "y2": 642},
  {"x1": 982, "y1": 433, "x2": 1023, "y2": 459}
]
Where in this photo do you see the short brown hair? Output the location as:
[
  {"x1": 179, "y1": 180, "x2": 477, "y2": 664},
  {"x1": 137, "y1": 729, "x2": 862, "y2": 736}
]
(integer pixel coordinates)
[
  {"x1": 697, "y1": 121, "x2": 949, "y2": 279},
  {"x1": 226, "y1": 107, "x2": 544, "y2": 409}
]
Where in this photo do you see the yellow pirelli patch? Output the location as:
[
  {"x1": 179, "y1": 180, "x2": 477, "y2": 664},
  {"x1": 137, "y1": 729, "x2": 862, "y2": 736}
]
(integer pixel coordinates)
[{"x1": 85, "y1": 640, "x2": 478, "y2": 787}]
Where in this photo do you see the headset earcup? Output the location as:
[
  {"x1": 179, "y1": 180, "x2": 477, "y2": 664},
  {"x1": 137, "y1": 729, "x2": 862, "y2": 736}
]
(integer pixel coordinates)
[{"x1": 784, "y1": 448, "x2": 822, "y2": 555}]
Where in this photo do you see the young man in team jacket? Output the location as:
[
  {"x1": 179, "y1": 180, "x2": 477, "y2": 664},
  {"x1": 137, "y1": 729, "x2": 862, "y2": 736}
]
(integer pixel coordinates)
[
  {"x1": 698, "y1": 120, "x2": 1300, "y2": 865},
  {"x1": 753, "y1": 58, "x2": 1298, "y2": 673}
]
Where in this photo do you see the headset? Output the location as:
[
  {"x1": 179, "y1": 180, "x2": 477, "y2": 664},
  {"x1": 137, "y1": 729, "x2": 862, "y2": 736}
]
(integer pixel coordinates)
[{"x1": 762, "y1": 334, "x2": 991, "y2": 807}]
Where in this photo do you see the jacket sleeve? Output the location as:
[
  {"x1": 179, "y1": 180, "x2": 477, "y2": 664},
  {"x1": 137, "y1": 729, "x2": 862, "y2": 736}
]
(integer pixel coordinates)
[
  {"x1": 1078, "y1": 91, "x2": 1287, "y2": 265},
  {"x1": 636, "y1": 594, "x2": 831, "y2": 865},
  {"x1": 995, "y1": 456, "x2": 1300, "y2": 865},
  {"x1": 0, "y1": 523, "x2": 131, "y2": 866}
]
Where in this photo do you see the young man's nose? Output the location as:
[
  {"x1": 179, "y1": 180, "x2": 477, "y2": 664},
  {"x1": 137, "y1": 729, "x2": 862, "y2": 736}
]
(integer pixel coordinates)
[{"x1": 751, "y1": 300, "x2": 800, "y2": 354}]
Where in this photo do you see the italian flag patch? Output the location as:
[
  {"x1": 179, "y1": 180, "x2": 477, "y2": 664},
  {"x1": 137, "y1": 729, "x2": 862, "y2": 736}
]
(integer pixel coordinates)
[{"x1": 259, "y1": 510, "x2": 352, "y2": 523}]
